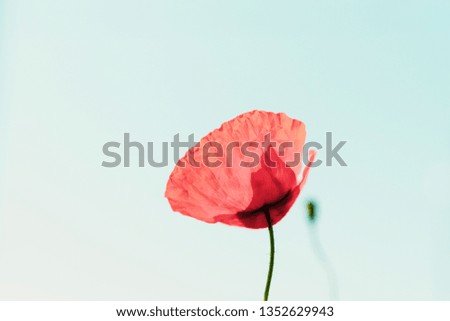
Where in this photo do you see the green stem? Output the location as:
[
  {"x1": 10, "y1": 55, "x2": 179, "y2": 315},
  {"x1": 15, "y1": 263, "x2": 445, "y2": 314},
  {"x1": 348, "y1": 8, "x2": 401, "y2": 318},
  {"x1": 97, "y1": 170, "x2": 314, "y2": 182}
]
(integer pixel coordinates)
[{"x1": 263, "y1": 207, "x2": 275, "y2": 301}]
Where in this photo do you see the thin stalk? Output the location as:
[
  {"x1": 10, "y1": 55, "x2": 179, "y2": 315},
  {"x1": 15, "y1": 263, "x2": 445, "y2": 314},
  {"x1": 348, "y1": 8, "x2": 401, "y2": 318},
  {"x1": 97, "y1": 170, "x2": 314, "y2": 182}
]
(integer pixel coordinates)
[{"x1": 263, "y1": 207, "x2": 275, "y2": 301}]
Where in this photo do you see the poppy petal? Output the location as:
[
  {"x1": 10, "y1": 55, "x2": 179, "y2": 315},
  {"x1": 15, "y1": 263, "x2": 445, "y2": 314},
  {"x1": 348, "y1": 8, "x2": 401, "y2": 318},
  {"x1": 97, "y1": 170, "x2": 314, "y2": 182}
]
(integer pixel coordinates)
[{"x1": 165, "y1": 110, "x2": 310, "y2": 228}]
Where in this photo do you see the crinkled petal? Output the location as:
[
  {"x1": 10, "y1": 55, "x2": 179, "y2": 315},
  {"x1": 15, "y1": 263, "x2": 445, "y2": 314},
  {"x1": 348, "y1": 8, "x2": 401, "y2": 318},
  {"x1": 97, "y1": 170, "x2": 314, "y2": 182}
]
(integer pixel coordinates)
[{"x1": 165, "y1": 110, "x2": 309, "y2": 228}]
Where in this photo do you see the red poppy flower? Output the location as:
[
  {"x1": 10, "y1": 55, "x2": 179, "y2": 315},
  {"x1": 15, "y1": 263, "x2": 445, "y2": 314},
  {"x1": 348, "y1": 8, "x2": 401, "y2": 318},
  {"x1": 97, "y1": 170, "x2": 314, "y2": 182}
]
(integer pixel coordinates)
[{"x1": 165, "y1": 110, "x2": 315, "y2": 229}]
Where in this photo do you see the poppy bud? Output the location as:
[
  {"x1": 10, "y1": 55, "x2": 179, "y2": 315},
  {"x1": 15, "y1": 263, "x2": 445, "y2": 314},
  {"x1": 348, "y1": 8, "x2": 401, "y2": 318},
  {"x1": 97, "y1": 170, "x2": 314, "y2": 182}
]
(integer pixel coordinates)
[{"x1": 307, "y1": 200, "x2": 317, "y2": 223}]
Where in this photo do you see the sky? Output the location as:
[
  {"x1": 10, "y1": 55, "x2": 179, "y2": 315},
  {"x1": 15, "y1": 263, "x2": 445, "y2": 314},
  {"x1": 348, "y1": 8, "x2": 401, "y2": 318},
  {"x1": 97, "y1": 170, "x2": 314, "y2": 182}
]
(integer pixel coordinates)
[{"x1": 0, "y1": 0, "x2": 449, "y2": 300}]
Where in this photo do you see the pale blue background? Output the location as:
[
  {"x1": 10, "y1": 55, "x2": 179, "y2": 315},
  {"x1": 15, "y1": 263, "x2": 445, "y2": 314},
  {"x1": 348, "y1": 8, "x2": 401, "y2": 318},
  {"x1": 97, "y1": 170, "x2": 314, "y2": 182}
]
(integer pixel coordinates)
[{"x1": 0, "y1": 0, "x2": 449, "y2": 300}]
